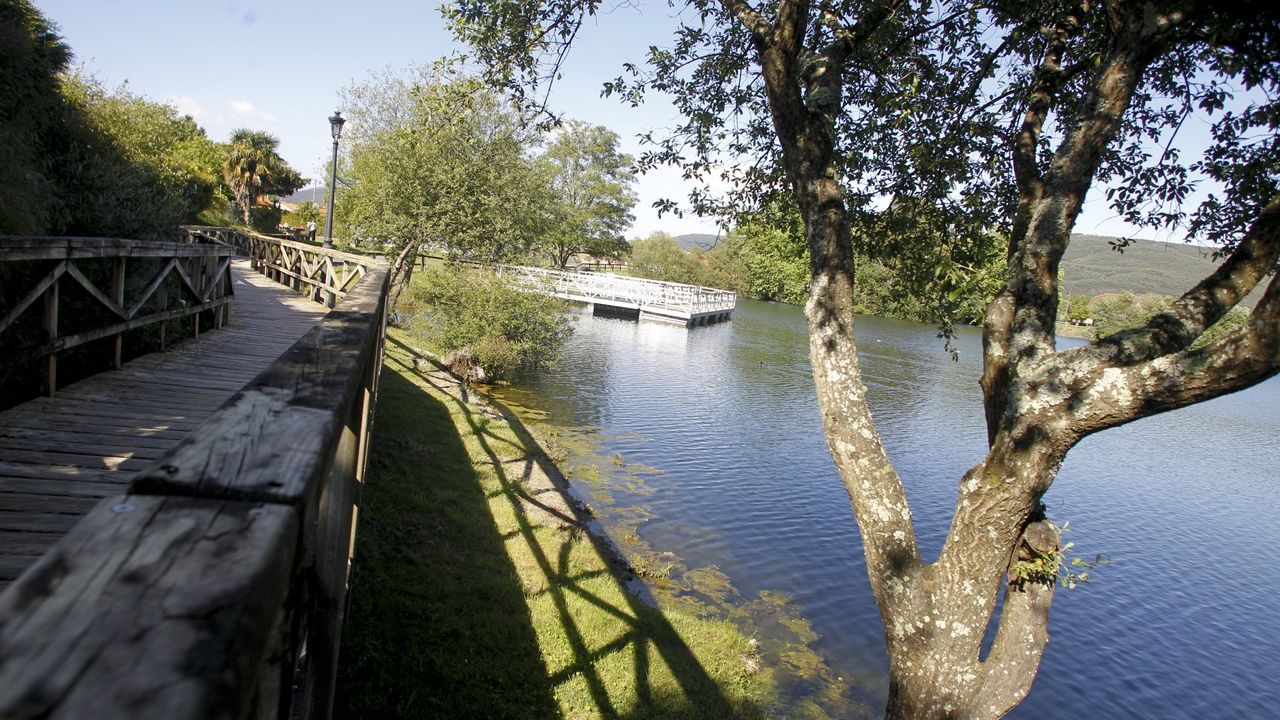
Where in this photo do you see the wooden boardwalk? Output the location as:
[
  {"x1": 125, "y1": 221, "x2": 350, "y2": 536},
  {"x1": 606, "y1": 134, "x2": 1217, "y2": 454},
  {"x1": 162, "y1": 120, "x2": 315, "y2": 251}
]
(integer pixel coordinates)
[{"x1": 0, "y1": 258, "x2": 328, "y2": 590}]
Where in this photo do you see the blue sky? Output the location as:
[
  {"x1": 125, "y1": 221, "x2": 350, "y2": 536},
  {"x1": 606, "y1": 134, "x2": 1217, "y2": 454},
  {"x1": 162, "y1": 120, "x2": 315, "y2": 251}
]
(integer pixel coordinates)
[{"x1": 37, "y1": 0, "x2": 1172, "y2": 241}]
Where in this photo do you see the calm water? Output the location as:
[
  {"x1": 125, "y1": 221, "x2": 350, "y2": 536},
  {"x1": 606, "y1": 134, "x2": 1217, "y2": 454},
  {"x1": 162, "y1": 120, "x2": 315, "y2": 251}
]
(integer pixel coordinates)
[{"x1": 501, "y1": 299, "x2": 1280, "y2": 718}]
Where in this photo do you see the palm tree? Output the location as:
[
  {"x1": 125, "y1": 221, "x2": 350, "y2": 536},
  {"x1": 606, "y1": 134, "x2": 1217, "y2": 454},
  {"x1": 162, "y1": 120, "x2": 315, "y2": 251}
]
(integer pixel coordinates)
[{"x1": 222, "y1": 129, "x2": 301, "y2": 226}]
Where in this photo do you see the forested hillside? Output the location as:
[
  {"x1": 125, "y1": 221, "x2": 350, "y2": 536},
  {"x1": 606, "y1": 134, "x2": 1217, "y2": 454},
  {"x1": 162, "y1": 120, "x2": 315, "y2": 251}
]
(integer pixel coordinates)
[{"x1": 1060, "y1": 234, "x2": 1259, "y2": 305}]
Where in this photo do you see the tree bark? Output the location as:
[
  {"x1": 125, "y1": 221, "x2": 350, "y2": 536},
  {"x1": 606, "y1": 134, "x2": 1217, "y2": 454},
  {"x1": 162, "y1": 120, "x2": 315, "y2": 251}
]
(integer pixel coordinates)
[
  {"x1": 723, "y1": 1, "x2": 1280, "y2": 718},
  {"x1": 386, "y1": 241, "x2": 419, "y2": 311}
]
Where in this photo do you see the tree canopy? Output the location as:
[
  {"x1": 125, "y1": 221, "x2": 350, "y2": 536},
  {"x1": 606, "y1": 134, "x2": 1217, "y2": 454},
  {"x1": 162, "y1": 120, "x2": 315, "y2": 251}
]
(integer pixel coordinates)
[
  {"x1": 450, "y1": 1, "x2": 1280, "y2": 717},
  {"x1": 0, "y1": 0, "x2": 226, "y2": 238},
  {"x1": 540, "y1": 121, "x2": 637, "y2": 267},
  {"x1": 223, "y1": 129, "x2": 304, "y2": 229}
]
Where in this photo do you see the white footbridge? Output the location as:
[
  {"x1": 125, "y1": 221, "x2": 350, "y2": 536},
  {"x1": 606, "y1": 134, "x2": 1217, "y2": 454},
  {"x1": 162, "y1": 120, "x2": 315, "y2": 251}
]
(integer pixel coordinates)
[{"x1": 499, "y1": 265, "x2": 736, "y2": 326}]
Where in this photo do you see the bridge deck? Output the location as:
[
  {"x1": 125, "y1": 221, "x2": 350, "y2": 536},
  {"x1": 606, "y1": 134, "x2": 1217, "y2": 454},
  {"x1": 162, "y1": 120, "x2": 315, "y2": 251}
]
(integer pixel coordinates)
[{"x1": 0, "y1": 258, "x2": 328, "y2": 590}]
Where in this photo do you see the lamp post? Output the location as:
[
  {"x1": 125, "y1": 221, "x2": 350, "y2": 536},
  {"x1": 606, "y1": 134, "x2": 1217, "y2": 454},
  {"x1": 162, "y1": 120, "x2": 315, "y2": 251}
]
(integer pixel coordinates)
[{"x1": 324, "y1": 110, "x2": 345, "y2": 249}]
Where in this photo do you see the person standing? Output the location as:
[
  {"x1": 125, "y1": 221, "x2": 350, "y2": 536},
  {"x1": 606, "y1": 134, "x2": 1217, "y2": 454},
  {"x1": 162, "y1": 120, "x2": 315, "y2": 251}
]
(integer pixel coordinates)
[{"x1": 306, "y1": 220, "x2": 316, "y2": 242}]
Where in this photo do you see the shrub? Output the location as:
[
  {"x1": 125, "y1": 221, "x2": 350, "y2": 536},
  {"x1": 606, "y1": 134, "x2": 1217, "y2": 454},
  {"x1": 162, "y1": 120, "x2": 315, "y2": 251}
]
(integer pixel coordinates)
[{"x1": 408, "y1": 264, "x2": 572, "y2": 382}]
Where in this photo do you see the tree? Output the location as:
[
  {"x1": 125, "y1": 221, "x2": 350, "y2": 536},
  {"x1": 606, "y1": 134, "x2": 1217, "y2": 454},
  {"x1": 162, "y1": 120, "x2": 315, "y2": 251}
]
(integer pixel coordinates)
[
  {"x1": 0, "y1": 0, "x2": 70, "y2": 234},
  {"x1": 540, "y1": 121, "x2": 637, "y2": 267},
  {"x1": 222, "y1": 129, "x2": 303, "y2": 227},
  {"x1": 337, "y1": 66, "x2": 555, "y2": 309},
  {"x1": 1, "y1": 0, "x2": 225, "y2": 238},
  {"x1": 626, "y1": 232, "x2": 703, "y2": 282},
  {"x1": 452, "y1": 2, "x2": 1280, "y2": 717}
]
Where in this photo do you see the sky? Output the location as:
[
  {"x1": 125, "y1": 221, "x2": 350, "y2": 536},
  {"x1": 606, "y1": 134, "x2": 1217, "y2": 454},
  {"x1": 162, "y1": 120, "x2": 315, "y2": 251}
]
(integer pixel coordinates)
[{"x1": 35, "y1": 0, "x2": 1175, "y2": 242}]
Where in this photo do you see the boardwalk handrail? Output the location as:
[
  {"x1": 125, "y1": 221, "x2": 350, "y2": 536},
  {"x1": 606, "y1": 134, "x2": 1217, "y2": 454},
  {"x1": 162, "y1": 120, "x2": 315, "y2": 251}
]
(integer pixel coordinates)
[
  {"x1": 182, "y1": 225, "x2": 376, "y2": 308},
  {"x1": 0, "y1": 236, "x2": 237, "y2": 395},
  {"x1": 498, "y1": 264, "x2": 738, "y2": 315},
  {"x1": 0, "y1": 228, "x2": 390, "y2": 720}
]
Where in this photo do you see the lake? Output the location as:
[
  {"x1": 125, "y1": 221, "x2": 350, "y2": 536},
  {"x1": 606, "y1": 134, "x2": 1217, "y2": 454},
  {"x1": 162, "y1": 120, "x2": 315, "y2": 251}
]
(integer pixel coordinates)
[{"x1": 496, "y1": 298, "x2": 1280, "y2": 718}]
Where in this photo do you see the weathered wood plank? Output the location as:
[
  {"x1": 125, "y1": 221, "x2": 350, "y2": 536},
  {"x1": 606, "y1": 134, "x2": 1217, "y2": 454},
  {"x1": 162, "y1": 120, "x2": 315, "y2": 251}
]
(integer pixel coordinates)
[
  {"x1": 0, "y1": 475, "x2": 128, "y2": 498},
  {"x1": 0, "y1": 554, "x2": 40, "y2": 576},
  {"x1": 0, "y1": 492, "x2": 101, "y2": 515},
  {"x1": 0, "y1": 529, "x2": 63, "y2": 556},
  {"x1": 0, "y1": 236, "x2": 238, "y2": 260},
  {"x1": 130, "y1": 263, "x2": 387, "y2": 506},
  {"x1": 0, "y1": 495, "x2": 298, "y2": 719},
  {"x1": 0, "y1": 426, "x2": 184, "y2": 450},
  {"x1": 0, "y1": 510, "x2": 82, "y2": 534}
]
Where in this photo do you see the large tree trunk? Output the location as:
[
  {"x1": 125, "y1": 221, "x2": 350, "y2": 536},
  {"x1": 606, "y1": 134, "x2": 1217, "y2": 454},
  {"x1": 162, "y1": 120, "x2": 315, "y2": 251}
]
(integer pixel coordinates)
[{"x1": 725, "y1": 1, "x2": 1280, "y2": 717}]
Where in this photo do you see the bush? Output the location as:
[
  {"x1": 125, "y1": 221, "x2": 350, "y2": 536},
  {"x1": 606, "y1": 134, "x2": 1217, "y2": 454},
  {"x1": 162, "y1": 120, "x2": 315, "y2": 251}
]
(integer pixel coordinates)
[{"x1": 407, "y1": 264, "x2": 572, "y2": 382}]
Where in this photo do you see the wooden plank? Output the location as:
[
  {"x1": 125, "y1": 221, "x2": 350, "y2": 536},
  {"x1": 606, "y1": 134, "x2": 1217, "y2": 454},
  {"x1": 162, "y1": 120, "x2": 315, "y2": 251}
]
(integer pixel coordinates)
[
  {"x1": 0, "y1": 436, "x2": 171, "y2": 459},
  {"x1": 0, "y1": 492, "x2": 101, "y2": 514},
  {"x1": 0, "y1": 475, "x2": 128, "y2": 499},
  {"x1": 0, "y1": 426, "x2": 186, "y2": 450},
  {"x1": 0, "y1": 555, "x2": 40, "y2": 582},
  {"x1": 0, "y1": 510, "x2": 82, "y2": 534},
  {"x1": 0, "y1": 495, "x2": 298, "y2": 719},
  {"x1": 0, "y1": 530, "x2": 61, "y2": 556},
  {"x1": 0, "y1": 237, "x2": 236, "y2": 260},
  {"x1": 130, "y1": 264, "x2": 388, "y2": 506},
  {"x1": 0, "y1": 407, "x2": 198, "y2": 432},
  {"x1": 0, "y1": 449, "x2": 145, "y2": 472}
]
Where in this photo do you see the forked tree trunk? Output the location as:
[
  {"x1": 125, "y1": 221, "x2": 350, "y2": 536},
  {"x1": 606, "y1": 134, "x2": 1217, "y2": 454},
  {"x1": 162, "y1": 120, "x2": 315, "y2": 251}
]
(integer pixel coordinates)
[{"x1": 386, "y1": 241, "x2": 419, "y2": 312}]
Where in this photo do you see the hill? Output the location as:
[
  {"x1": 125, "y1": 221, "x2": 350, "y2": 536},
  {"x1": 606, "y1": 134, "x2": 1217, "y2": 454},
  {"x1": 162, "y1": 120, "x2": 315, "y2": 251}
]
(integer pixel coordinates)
[
  {"x1": 674, "y1": 232, "x2": 721, "y2": 251},
  {"x1": 1060, "y1": 234, "x2": 1263, "y2": 306},
  {"x1": 284, "y1": 187, "x2": 326, "y2": 204}
]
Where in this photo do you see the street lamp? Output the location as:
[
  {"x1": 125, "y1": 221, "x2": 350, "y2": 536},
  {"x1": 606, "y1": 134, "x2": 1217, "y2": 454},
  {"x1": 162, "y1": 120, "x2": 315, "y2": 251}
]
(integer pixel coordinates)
[{"x1": 324, "y1": 110, "x2": 345, "y2": 249}]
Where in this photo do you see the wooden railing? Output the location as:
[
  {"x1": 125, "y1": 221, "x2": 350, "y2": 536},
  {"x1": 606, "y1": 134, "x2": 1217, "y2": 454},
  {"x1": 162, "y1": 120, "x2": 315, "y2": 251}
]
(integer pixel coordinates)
[
  {"x1": 183, "y1": 226, "x2": 373, "y2": 309},
  {"x1": 0, "y1": 229, "x2": 390, "y2": 720},
  {"x1": 0, "y1": 236, "x2": 236, "y2": 395}
]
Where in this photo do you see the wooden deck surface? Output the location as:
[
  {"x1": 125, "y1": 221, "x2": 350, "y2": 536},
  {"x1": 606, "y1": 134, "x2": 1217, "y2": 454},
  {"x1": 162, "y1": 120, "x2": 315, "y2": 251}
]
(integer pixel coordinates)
[{"x1": 0, "y1": 259, "x2": 328, "y2": 589}]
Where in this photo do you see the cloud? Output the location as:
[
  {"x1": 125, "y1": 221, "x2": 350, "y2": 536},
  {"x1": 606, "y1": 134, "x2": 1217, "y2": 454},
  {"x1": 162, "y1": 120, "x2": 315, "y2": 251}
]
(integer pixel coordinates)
[
  {"x1": 229, "y1": 99, "x2": 277, "y2": 124},
  {"x1": 165, "y1": 95, "x2": 203, "y2": 120}
]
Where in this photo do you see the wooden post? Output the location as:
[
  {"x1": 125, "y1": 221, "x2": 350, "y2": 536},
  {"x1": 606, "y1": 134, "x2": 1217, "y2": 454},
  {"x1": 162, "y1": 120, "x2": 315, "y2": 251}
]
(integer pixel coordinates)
[
  {"x1": 112, "y1": 257, "x2": 126, "y2": 369},
  {"x1": 43, "y1": 275, "x2": 59, "y2": 396},
  {"x1": 158, "y1": 283, "x2": 167, "y2": 352}
]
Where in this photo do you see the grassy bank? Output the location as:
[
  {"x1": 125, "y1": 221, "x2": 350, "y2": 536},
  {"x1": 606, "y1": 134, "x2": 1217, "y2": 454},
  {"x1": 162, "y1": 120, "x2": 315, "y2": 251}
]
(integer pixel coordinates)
[{"x1": 335, "y1": 330, "x2": 772, "y2": 719}]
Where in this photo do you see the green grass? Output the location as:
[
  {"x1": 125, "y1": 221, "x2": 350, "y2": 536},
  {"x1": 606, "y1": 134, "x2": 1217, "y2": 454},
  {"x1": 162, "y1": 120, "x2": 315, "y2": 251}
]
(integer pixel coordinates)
[{"x1": 335, "y1": 331, "x2": 772, "y2": 719}]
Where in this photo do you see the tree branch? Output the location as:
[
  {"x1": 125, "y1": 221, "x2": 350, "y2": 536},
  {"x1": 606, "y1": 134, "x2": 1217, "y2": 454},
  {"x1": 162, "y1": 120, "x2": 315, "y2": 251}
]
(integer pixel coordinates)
[
  {"x1": 1071, "y1": 266, "x2": 1280, "y2": 436},
  {"x1": 974, "y1": 518, "x2": 1059, "y2": 718},
  {"x1": 718, "y1": 0, "x2": 773, "y2": 43},
  {"x1": 1067, "y1": 193, "x2": 1280, "y2": 370}
]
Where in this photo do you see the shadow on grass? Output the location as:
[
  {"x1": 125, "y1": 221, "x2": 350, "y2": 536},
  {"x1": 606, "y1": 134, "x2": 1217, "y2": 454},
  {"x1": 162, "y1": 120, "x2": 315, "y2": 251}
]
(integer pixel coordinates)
[{"x1": 336, "y1": 335, "x2": 761, "y2": 719}]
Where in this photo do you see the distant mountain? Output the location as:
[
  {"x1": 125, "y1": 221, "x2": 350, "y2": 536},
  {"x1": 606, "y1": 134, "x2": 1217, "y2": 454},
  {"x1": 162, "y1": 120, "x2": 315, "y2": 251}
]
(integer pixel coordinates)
[
  {"x1": 674, "y1": 233, "x2": 721, "y2": 251},
  {"x1": 284, "y1": 187, "x2": 326, "y2": 204},
  {"x1": 1060, "y1": 234, "x2": 1261, "y2": 306}
]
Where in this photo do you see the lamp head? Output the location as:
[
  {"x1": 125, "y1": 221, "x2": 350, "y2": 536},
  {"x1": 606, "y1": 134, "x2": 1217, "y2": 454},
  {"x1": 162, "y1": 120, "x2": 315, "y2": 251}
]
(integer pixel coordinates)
[{"x1": 328, "y1": 111, "x2": 345, "y2": 140}]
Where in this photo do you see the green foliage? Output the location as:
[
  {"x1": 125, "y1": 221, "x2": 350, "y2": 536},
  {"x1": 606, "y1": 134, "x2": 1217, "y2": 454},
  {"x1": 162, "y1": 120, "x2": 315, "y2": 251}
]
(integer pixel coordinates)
[
  {"x1": 0, "y1": 0, "x2": 71, "y2": 233},
  {"x1": 1090, "y1": 292, "x2": 1174, "y2": 340},
  {"x1": 283, "y1": 200, "x2": 323, "y2": 229},
  {"x1": 407, "y1": 264, "x2": 573, "y2": 381},
  {"x1": 0, "y1": 1, "x2": 225, "y2": 238},
  {"x1": 731, "y1": 223, "x2": 810, "y2": 304},
  {"x1": 1091, "y1": 291, "x2": 1251, "y2": 348},
  {"x1": 249, "y1": 205, "x2": 283, "y2": 234},
  {"x1": 337, "y1": 65, "x2": 552, "y2": 265},
  {"x1": 627, "y1": 232, "x2": 706, "y2": 283},
  {"x1": 222, "y1": 129, "x2": 304, "y2": 227},
  {"x1": 1065, "y1": 295, "x2": 1093, "y2": 323},
  {"x1": 541, "y1": 121, "x2": 637, "y2": 267}
]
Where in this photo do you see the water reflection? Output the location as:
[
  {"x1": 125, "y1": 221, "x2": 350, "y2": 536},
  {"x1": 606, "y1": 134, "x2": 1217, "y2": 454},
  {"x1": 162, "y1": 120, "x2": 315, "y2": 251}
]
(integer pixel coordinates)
[{"x1": 512, "y1": 298, "x2": 1280, "y2": 718}]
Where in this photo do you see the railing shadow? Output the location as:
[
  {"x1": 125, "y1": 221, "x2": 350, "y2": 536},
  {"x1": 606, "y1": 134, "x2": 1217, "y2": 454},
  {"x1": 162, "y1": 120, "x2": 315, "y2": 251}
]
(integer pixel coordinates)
[
  {"x1": 334, "y1": 361, "x2": 559, "y2": 718},
  {"x1": 340, "y1": 334, "x2": 760, "y2": 718}
]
